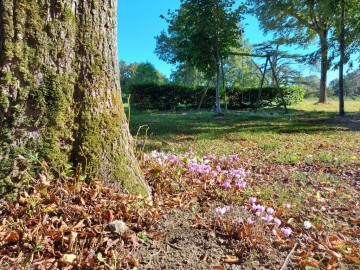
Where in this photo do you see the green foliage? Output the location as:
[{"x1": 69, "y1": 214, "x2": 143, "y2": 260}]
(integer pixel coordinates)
[
  {"x1": 130, "y1": 83, "x2": 305, "y2": 110},
  {"x1": 327, "y1": 0, "x2": 360, "y2": 59},
  {"x1": 130, "y1": 84, "x2": 194, "y2": 110},
  {"x1": 170, "y1": 63, "x2": 207, "y2": 88},
  {"x1": 120, "y1": 61, "x2": 166, "y2": 95},
  {"x1": 328, "y1": 70, "x2": 360, "y2": 97},
  {"x1": 155, "y1": 0, "x2": 245, "y2": 113},
  {"x1": 156, "y1": 0, "x2": 244, "y2": 74},
  {"x1": 248, "y1": 0, "x2": 332, "y2": 102}
]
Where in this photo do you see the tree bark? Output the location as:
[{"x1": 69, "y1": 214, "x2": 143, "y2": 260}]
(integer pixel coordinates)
[
  {"x1": 215, "y1": 49, "x2": 221, "y2": 115},
  {"x1": 338, "y1": 0, "x2": 345, "y2": 116},
  {"x1": 0, "y1": 0, "x2": 150, "y2": 197},
  {"x1": 220, "y1": 59, "x2": 227, "y2": 112},
  {"x1": 318, "y1": 30, "x2": 329, "y2": 103}
]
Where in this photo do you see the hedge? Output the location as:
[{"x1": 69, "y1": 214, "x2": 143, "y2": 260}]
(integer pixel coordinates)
[{"x1": 129, "y1": 83, "x2": 305, "y2": 110}]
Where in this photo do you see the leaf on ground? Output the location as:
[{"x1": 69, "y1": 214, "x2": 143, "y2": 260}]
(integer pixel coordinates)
[
  {"x1": 73, "y1": 219, "x2": 86, "y2": 230},
  {"x1": 213, "y1": 266, "x2": 225, "y2": 270},
  {"x1": 102, "y1": 210, "x2": 114, "y2": 222},
  {"x1": 299, "y1": 259, "x2": 319, "y2": 268},
  {"x1": 327, "y1": 249, "x2": 342, "y2": 261},
  {"x1": 61, "y1": 254, "x2": 77, "y2": 264},
  {"x1": 346, "y1": 255, "x2": 360, "y2": 264},
  {"x1": 3, "y1": 230, "x2": 19, "y2": 243},
  {"x1": 342, "y1": 229, "x2": 360, "y2": 236},
  {"x1": 128, "y1": 233, "x2": 140, "y2": 248},
  {"x1": 127, "y1": 257, "x2": 139, "y2": 266},
  {"x1": 222, "y1": 255, "x2": 239, "y2": 264}
]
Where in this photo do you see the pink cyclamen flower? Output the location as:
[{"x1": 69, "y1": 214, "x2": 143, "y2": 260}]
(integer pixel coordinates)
[
  {"x1": 235, "y1": 181, "x2": 246, "y2": 189},
  {"x1": 215, "y1": 207, "x2": 227, "y2": 216},
  {"x1": 234, "y1": 217, "x2": 243, "y2": 224},
  {"x1": 167, "y1": 154, "x2": 179, "y2": 164},
  {"x1": 255, "y1": 211, "x2": 261, "y2": 217},
  {"x1": 281, "y1": 227, "x2": 292, "y2": 237},
  {"x1": 274, "y1": 218, "x2": 281, "y2": 227},
  {"x1": 261, "y1": 215, "x2": 273, "y2": 223},
  {"x1": 249, "y1": 197, "x2": 257, "y2": 204},
  {"x1": 284, "y1": 203, "x2": 291, "y2": 209},
  {"x1": 304, "y1": 221, "x2": 312, "y2": 229},
  {"x1": 222, "y1": 180, "x2": 231, "y2": 190},
  {"x1": 267, "y1": 207, "x2": 275, "y2": 215},
  {"x1": 272, "y1": 229, "x2": 277, "y2": 236},
  {"x1": 247, "y1": 218, "x2": 254, "y2": 225}
]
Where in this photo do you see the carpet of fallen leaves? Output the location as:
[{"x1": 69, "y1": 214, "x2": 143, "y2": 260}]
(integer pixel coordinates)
[
  {"x1": 0, "y1": 152, "x2": 359, "y2": 269},
  {"x1": 0, "y1": 162, "x2": 160, "y2": 269}
]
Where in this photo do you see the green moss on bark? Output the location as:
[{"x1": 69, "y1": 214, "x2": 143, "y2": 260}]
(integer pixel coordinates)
[{"x1": 0, "y1": 0, "x2": 150, "y2": 198}]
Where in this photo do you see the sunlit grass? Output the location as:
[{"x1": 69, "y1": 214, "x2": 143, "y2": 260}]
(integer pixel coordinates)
[
  {"x1": 289, "y1": 99, "x2": 360, "y2": 112},
  {"x1": 127, "y1": 99, "x2": 360, "y2": 166}
]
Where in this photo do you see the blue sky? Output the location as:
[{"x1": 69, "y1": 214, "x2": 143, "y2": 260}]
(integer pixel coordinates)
[{"x1": 117, "y1": 0, "x2": 340, "y2": 82}]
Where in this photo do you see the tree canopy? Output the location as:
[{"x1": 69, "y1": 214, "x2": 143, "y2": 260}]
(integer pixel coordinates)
[
  {"x1": 120, "y1": 61, "x2": 166, "y2": 94},
  {"x1": 248, "y1": 0, "x2": 332, "y2": 103},
  {"x1": 155, "y1": 0, "x2": 245, "y2": 114}
]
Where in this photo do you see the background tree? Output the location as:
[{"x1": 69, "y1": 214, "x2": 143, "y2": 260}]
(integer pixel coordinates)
[
  {"x1": 223, "y1": 54, "x2": 259, "y2": 89},
  {"x1": 119, "y1": 60, "x2": 133, "y2": 95},
  {"x1": 170, "y1": 63, "x2": 207, "y2": 88},
  {"x1": 0, "y1": 0, "x2": 150, "y2": 196},
  {"x1": 248, "y1": 0, "x2": 332, "y2": 103},
  {"x1": 327, "y1": 0, "x2": 360, "y2": 115},
  {"x1": 328, "y1": 70, "x2": 360, "y2": 97},
  {"x1": 120, "y1": 61, "x2": 166, "y2": 95},
  {"x1": 155, "y1": 0, "x2": 244, "y2": 114},
  {"x1": 299, "y1": 75, "x2": 321, "y2": 98}
]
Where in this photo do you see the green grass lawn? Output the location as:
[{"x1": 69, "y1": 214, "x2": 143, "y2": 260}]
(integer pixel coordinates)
[{"x1": 128, "y1": 100, "x2": 360, "y2": 166}]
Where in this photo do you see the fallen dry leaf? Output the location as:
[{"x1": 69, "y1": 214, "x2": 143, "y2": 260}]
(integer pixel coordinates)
[
  {"x1": 61, "y1": 254, "x2": 77, "y2": 264},
  {"x1": 127, "y1": 257, "x2": 139, "y2": 266},
  {"x1": 68, "y1": 232, "x2": 78, "y2": 252},
  {"x1": 102, "y1": 210, "x2": 114, "y2": 222},
  {"x1": 3, "y1": 230, "x2": 19, "y2": 244},
  {"x1": 346, "y1": 255, "x2": 360, "y2": 264},
  {"x1": 222, "y1": 255, "x2": 239, "y2": 264},
  {"x1": 327, "y1": 249, "x2": 342, "y2": 261},
  {"x1": 299, "y1": 259, "x2": 319, "y2": 268}
]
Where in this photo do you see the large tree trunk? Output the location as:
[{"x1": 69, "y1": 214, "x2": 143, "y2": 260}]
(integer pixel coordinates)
[
  {"x1": 318, "y1": 30, "x2": 329, "y2": 103},
  {"x1": 0, "y1": 0, "x2": 150, "y2": 197}
]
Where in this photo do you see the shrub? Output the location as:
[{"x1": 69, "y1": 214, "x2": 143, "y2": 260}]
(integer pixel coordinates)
[{"x1": 130, "y1": 84, "x2": 305, "y2": 110}]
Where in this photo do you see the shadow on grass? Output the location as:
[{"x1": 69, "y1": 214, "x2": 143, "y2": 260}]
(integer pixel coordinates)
[{"x1": 128, "y1": 108, "x2": 360, "y2": 140}]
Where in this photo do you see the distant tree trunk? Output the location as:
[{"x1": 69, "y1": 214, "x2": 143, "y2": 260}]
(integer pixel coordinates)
[
  {"x1": 338, "y1": 0, "x2": 345, "y2": 116},
  {"x1": 220, "y1": 59, "x2": 227, "y2": 111},
  {"x1": 318, "y1": 30, "x2": 329, "y2": 103},
  {"x1": 197, "y1": 79, "x2": 211, "y2": 110},
  {"x1": 215, "y1": 49, "x2": 221, "y2": 115},
  {"x1": 0, "y1": 0, "x2": 150, "y2": 196}
]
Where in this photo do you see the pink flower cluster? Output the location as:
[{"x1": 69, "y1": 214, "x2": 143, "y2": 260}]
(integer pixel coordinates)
[
  {"x1": 215, "y1": 206, "x2": 231, "y2": 216},
  {"x1": 248, "y1": 197, "x2": 292, "y2": 237},
  {"x1": 218, "y1": 197, "x2": 292, "y2": 238},
  {"x1": 145, "y1": 151, "x2": 248, "y2": 191},
  {"x1": 145, "y1": 151, "x2": 296, "y2": 239}
]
